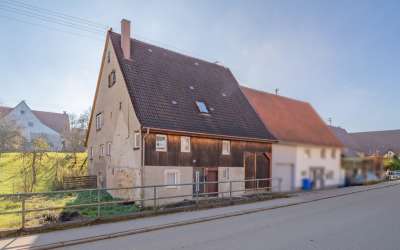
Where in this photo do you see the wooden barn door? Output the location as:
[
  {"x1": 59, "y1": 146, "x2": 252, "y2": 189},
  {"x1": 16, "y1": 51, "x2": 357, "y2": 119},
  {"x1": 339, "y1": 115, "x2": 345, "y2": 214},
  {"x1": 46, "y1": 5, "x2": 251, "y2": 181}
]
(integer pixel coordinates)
[
  {"x1": 245, "y1": 152, "x2": 271, "y2": 190},
  {"x1": 244, "y1": 152, "x2": 256, "y2": 189}
]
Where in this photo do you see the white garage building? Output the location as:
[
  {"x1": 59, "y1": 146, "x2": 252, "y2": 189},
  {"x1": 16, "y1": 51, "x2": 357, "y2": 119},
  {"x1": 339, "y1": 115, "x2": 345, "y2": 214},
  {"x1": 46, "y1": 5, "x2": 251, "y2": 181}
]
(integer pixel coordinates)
[{"x1": 242, "y1": 87, "x2": 344, "y2": 191}]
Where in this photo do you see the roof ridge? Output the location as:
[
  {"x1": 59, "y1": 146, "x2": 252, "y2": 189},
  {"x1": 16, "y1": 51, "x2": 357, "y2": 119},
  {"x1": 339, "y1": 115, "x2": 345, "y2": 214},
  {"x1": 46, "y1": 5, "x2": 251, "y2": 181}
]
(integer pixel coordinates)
[
  {"x1": 350, "y1": 129, "x2": 400, "y2": 134},
  {"x1": 240, "y1": 85, "x2": 310, "y2": 105},
  {"x1": 109, "y1": 31, "x2": 229, "y2": 71}
]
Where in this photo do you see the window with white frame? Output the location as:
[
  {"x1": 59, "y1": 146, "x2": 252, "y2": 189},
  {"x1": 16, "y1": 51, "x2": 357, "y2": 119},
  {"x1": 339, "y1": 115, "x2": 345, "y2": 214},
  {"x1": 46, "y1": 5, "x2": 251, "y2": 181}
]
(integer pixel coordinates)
[
  {"x1": 223, "y1": 168, "x2": 230, "y2": 179},
  {"x1": 156, "y1": 134, "x2": 167, "y2": 152},
  {"x1": 165, "y1": 170, "x2": 179, "y2": 188},
  {"x1": 222, "y1": 140, "x2": 230, "y2": 155},
  {"x1": 106, "y1": 142, "x2": 111, "y2": 156},
  {"x1": 134, "y1": 132, "x2": 141, "y2": 149},
  {"x1": 95, "y1": 113, "x2": 103, "y2": 130},
  {"x1": 99, "y1": 144, "x2": 104, "y2": 157},
  {"x1": 321, "y1": 148, "x2": 326, "y2": 159},
  {"x1": 181, "y1": 136, "x2": 191, "y2": 153},
  {"x1": 304, "y1": 148, "x2": 311, "y2": 158}
]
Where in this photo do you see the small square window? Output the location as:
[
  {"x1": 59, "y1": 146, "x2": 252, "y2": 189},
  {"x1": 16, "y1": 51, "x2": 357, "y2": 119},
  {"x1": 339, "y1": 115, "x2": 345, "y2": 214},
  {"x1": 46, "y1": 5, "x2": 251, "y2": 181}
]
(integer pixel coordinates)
[
  {"x1": 20, "y1": 110, "x2": 25, "y2": 115},
  {"x1": 222, "y1": 140, "x2": 230, "y2": 155},
  {"x1": 106, "y1": 142, "x2": 111, "y2": 156},
  {"x1": 305, "y1": 149, "x2": 311, "y2": 158},
  {"x1": 156, "y1": 134, "x2": 167, "y2": 152},
  {"x1": 108, "y1": 70, "x2": 116, "y2": 87},
  {"x1": 181, "y1": 136, "x2": 191, "y2": 153},
  {"x1": 331, "y1": 149, "x2": 337, "y2": 159},
  {"x1": 321, "y1": 148, "x2": 326, "y2": 159},
  {"x1": 28, "y1": 121, "x2": 34, "y2": 127},
  {"x1": 134, "y1": 132, "x2": 141, "y2": 149},
  {"x1": 95, "y1": 113, "x2": 103, "y2": 130},
  {"x1": 196, "y1": 101, "x2": 209, "y2": 113},
  {"x1": 165, "y1": 170, "x2": 179, "y2": 188},
  {"x1": 89, "y1": 147, "x2": 94, "y2": 160}
]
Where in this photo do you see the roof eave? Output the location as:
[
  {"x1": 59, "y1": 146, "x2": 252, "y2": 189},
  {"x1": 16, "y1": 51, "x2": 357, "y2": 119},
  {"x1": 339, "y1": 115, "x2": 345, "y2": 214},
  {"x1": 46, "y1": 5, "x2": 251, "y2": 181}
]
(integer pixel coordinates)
[{"x1": 142, "y1": 127, "x2": 278, "y2": 143}]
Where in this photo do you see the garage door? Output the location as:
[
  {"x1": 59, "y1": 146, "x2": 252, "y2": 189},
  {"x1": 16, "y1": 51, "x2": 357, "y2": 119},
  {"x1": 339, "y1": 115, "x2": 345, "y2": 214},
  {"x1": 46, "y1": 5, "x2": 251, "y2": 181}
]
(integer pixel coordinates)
[{"x1": 272, "y1": 164, "x2": 294, "y2": 192}]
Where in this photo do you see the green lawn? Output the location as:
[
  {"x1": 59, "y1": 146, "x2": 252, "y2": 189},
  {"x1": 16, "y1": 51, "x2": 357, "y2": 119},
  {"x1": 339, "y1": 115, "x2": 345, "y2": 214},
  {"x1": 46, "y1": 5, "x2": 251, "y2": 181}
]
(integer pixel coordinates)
[
  {"x1": 0, "y1": 153, "x2": 139, "y2": 229},
  {"x1": 0, "y1": 152, "x2": 87, "y2": 194}
]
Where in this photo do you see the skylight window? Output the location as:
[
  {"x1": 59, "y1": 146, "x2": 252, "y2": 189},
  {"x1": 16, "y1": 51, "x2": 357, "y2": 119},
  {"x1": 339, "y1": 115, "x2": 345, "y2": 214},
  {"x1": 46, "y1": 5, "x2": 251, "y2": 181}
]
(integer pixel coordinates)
[{"x1": 196, "y1": 101, "x2": 209, "y2": 113}]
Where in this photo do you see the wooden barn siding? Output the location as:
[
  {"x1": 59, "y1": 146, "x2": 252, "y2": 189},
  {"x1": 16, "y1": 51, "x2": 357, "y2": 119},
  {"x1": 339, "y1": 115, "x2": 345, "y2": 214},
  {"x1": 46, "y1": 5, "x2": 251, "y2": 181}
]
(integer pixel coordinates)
[{"x1": 144, "y1": 133, "x2": 271, "y2": 167}]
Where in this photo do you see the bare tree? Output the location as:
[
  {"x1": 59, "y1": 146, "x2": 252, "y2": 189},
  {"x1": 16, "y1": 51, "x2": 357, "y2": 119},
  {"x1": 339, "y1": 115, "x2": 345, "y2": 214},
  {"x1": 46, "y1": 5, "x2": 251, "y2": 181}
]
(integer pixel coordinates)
[{"x1": 0, "y1": 121, "x2": 23, "y2": 157}]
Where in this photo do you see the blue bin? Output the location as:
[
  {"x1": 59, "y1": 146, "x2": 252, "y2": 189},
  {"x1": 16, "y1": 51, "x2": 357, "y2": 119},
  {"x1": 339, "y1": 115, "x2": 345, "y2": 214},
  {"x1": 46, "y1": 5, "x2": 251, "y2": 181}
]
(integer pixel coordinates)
[{"x1": 302, "y1": 178, "x2": 312, "y2": 191}]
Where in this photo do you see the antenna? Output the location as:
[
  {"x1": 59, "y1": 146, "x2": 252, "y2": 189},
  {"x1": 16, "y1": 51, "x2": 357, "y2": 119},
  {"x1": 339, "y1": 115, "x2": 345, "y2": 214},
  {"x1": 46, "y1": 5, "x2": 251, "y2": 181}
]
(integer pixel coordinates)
[{"x1": 274, "y1": 88, "x2": 279, "y2": 95}]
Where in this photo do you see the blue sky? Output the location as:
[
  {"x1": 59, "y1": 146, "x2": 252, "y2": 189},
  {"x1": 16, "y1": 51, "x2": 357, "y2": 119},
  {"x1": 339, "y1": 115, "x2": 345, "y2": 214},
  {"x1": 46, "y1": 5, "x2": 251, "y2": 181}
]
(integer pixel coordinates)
[{"x1": 1, "y1": 0, "x2": 399, "y2": 132}]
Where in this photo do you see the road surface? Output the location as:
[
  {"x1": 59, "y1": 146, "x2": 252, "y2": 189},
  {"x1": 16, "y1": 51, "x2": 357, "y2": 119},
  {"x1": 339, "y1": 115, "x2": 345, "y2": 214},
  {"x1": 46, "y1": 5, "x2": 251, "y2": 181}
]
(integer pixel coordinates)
[{"x1": 61, "y1": 184, "x2": 400, "y2": 250}]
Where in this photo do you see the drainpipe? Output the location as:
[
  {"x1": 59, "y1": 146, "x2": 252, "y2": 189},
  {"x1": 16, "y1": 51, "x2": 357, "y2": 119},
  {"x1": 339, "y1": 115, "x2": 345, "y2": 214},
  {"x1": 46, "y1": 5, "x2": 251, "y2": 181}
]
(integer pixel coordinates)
[{"x1": 140, "y1": 127, "x2": 150, "y2": 207}]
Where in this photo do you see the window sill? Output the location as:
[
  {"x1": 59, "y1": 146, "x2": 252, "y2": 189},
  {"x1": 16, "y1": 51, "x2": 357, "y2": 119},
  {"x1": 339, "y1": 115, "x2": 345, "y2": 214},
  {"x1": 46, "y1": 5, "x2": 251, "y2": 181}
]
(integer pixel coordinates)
[{"x1": 165, "y1": 185, "x2": 180, "y2": 189}]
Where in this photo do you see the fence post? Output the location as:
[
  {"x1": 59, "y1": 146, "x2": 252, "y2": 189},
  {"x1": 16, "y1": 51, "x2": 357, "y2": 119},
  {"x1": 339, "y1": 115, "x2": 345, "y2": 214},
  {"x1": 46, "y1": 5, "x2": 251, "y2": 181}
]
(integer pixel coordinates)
[
  {"x1": 97, "y1": 188, "x2": 101, "y2": 217},
  {"x1": 153, "y1": 186, "x2": 157, "y2": 212},
  {"x1": 256, "y1": 179, "x2": 259, "y2": 192},
  {"x1": 21, "y1": 195, "x2": 25, "y2": 229}
]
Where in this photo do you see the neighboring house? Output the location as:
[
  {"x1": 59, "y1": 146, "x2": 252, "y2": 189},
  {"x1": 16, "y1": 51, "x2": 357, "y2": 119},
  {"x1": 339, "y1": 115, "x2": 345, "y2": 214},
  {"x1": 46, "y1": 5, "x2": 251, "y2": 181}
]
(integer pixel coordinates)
[
  {"x1": 242, "y1": 87, "x2": 343, "y2": 191},
  {"x1": 0, "y1": 101, "x2": 70, "y2": 151},
  {"x1": 329, "y1": 126, "x2": 400, "y2": 158},
  {"x1": 329, "y1": 126, "x2": 394, "y2": 183},
  {"x1": 86, "y1": 20, "x2": 277, "y2": 205},
  {"x1": 349, "y1": 130, "x2": 400, "y2": 158}
]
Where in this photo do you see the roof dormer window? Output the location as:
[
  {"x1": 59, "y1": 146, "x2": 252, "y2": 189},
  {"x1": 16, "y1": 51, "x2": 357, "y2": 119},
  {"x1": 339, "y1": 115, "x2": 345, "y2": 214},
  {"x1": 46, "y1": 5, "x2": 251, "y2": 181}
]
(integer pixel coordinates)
[{"x1": 196, "y1": 101, "x2": 209, "y2": 113}]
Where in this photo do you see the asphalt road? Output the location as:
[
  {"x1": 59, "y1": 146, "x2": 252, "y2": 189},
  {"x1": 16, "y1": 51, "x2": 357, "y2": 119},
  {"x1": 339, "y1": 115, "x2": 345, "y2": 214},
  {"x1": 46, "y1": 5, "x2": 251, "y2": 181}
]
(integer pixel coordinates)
[{"x1": 61, "y1": 185, "x2": 400, "y2": 250}]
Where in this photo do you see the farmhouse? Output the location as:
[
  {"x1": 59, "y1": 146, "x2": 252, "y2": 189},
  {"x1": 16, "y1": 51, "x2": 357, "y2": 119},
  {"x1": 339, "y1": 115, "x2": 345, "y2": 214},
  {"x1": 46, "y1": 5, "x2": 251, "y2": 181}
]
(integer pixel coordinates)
[
  {"x1": 242, "y1": 87, "x2": 343, "y2": 191},
  {"x1": 0, "y1": 101, "x2": 69, "y2": 151},
  {"x1": 86, "y1": 20, "x2": 277, "y2": 204}
]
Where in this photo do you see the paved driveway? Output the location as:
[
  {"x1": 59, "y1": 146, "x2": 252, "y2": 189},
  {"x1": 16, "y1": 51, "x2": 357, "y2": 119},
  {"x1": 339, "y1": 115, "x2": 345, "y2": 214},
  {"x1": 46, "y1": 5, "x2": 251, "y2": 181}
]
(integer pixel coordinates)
[{"x1": 61, "y1": 184, "x2": 400, "y2": 250}]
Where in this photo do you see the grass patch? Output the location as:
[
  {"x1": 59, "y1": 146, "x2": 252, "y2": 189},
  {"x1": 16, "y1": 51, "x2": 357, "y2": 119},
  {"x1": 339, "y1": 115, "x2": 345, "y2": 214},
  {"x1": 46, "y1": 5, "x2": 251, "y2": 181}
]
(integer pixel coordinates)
[{"x1": 0, "y1": 152, "x2": 87, "y2": 194}]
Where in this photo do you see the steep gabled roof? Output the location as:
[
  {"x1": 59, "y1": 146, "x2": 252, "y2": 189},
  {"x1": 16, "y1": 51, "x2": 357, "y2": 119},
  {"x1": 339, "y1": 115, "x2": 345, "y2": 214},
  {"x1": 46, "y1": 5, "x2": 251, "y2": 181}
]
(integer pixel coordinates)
[
  {"x1": 0, "y1": 103, "x2": 69, "y2": 134},
  {"x1": 349, "y1": 130, "x2": 400, "y2": 156},
  {"x1": 241, "y1": 86, "x2": 342, "y2": 147},
  {"x1": 109, "y1": 32, "x2": 275, "y2": 141}
]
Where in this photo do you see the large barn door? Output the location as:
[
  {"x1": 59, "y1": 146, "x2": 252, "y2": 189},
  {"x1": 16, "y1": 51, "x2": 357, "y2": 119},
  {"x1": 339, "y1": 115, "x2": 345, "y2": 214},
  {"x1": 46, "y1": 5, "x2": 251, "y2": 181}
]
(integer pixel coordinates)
[{"x1": 245, "y1": 152, "x2": 271, "y2": 190}]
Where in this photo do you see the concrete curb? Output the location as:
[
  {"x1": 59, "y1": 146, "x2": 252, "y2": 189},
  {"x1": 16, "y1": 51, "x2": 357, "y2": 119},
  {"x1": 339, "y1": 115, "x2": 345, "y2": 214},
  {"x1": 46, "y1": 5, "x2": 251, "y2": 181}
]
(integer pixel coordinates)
[{"x1": 10, "y1": 182, "x2": 400, "y2": 250}]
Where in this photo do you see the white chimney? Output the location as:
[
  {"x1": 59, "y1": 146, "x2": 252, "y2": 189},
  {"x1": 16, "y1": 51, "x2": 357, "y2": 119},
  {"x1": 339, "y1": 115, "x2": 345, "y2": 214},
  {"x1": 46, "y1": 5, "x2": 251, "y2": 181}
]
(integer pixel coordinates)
[{"x1": 121, "y1": 19, "x2": 131, "y2": 60}]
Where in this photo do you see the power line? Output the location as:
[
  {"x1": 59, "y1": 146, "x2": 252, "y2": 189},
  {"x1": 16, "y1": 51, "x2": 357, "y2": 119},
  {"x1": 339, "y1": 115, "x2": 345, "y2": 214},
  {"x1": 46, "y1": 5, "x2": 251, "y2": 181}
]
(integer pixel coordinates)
[
  {"x1": 0, "y1": 14, "x2": 104, "y2": 42},
  {"x1": 2, "y1": 0, "x2": 108, "y2": 29},
  {"x1": 0, "y1": 5, "x2": 106, "y2": 35}
]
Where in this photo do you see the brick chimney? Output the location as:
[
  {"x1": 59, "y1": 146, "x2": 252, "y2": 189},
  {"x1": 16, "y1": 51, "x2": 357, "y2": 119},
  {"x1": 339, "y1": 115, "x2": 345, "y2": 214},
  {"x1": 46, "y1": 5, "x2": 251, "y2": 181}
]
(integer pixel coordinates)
[{"x1": 121, "y1": 19, "x2": 131, "y2": 60}]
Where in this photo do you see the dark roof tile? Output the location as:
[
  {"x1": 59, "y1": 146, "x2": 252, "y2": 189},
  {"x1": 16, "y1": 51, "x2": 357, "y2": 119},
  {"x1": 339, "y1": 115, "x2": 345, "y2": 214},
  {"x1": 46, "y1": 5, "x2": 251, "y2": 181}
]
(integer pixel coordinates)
[{"x1": 109, "y1": 32, "x2": 275, "y2": 141}]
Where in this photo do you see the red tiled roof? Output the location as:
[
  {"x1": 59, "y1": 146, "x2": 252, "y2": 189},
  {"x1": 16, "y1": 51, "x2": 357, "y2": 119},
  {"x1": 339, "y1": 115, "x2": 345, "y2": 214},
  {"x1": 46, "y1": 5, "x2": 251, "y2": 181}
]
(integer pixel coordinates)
[
  {"x1": 0, "y1": 105, "x2": 69, "y2": 134},
  {"x1": 241, "y1": 86, "x2": 342, "y2": 147}
]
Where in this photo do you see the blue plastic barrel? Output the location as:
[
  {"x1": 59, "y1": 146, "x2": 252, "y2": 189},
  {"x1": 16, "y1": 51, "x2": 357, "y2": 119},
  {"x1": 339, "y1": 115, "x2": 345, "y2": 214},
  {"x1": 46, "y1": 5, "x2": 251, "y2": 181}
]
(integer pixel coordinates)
[{"x1": 302, "y1": 178, "x2": 312, "y2": 190}]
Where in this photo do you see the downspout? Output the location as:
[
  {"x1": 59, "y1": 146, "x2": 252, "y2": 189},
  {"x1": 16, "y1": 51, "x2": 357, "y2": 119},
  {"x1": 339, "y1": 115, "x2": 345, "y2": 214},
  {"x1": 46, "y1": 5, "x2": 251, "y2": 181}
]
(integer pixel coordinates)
[{"x1": 140, "y1": 127, "x2": 150, "y2": 207}]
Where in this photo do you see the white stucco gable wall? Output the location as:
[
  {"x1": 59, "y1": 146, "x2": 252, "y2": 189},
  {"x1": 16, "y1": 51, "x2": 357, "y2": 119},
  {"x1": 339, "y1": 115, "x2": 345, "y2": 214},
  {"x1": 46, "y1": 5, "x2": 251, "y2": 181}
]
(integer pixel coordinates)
[
  {"x1": 272, "y1": 142, "x2": 343, "y2": 191},
  {"x1": 87, "y1": 34, "x2": 142, "y2": 193},
  {"x1": 1, "y1": 101, "x2": 62, "y2": 150}
]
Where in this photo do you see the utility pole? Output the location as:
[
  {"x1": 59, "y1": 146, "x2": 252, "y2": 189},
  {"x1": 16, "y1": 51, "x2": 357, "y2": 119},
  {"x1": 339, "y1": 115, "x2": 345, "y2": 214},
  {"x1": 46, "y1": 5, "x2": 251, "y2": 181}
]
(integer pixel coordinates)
[{"x1": 328, "y1": 117, "x2": 332, "y2": 126}]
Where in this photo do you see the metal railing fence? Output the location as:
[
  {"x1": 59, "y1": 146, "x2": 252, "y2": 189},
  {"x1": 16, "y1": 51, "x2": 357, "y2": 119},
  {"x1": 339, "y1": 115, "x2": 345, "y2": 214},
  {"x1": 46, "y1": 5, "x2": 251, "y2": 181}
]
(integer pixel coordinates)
[{"x1": 0, "y1": 177, "x2": 282, "y2": 230}]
